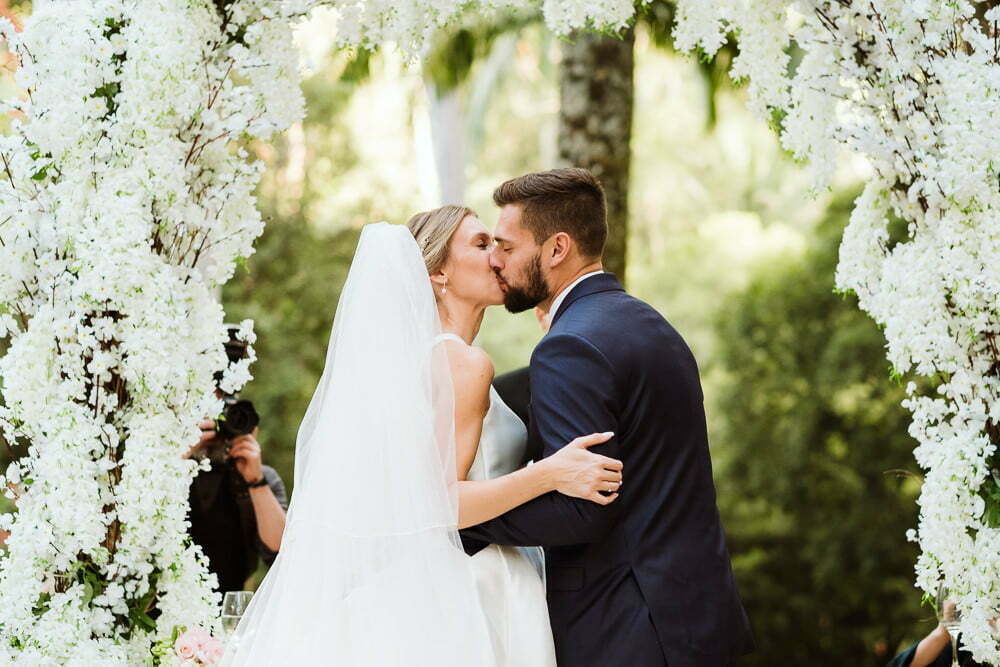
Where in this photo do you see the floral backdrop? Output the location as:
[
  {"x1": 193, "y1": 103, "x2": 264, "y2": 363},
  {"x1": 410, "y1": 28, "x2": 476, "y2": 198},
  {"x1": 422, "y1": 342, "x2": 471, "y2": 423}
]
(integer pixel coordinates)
[{"x1": 0, "y1": 0, "x2": 996, "y2": 663}]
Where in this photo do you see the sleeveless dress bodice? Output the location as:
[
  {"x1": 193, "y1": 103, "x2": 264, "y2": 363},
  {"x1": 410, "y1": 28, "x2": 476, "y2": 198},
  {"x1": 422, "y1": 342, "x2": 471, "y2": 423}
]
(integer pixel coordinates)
[
  {"x1": 467, "y1": 386, "x2": 556, "y2": 667},
  {"x1": 469, "y1": 386, "x2": 530, "y2": 480}
]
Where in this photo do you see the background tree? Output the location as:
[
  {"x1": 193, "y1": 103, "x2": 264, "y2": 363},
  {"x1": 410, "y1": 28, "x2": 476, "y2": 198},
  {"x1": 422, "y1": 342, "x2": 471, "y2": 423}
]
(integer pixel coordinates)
[
  {"x1": 557, "y1": 1, "x2": 737, "y2": 282},
  {"x1": 713, "y1": 191, "x2": 928, "y2": 665},
  {"x1": 556, "y1": 26, "x2": 634, "y2": 280}
]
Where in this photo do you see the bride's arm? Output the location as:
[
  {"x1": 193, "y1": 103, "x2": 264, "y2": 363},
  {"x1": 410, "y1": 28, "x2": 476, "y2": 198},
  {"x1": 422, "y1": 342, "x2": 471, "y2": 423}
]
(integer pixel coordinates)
[
  {"x1": 456, "y1": 437, "x2": 620, "y2": 530},
  {"x1": 444, "y1": 342, "x2": 622, "y2": 531}
]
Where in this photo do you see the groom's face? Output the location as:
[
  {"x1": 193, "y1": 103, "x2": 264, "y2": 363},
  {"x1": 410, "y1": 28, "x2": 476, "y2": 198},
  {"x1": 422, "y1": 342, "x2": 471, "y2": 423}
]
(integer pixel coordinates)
[{"x1": 491, "y1": 205, "x2": 551, "y2": 314}]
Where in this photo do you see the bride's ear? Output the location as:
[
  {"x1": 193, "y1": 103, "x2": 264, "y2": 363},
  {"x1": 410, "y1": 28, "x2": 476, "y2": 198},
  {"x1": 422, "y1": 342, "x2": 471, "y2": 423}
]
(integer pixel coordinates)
[{"x1": 430, "y1": 271, "x2": 448, "y2": 295}]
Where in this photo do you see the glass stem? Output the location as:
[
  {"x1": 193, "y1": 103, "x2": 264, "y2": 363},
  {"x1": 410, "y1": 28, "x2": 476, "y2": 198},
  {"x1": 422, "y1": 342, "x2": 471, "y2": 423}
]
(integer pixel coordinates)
[{"x1": 950, "y1": 632, "x2": 959, "y2": 667}]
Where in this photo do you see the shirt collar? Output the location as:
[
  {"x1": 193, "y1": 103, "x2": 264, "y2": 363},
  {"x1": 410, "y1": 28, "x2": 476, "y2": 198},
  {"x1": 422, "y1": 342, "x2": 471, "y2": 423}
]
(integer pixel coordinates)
[{"x1": 548, "y1": 270, "x2": 605, "y2": 321}]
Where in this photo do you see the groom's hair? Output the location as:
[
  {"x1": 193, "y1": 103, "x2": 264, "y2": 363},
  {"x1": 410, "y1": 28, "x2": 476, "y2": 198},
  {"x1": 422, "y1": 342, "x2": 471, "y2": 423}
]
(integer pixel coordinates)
[{"x1": 493, "y1": 168, "x2": 607, "y2": 260}]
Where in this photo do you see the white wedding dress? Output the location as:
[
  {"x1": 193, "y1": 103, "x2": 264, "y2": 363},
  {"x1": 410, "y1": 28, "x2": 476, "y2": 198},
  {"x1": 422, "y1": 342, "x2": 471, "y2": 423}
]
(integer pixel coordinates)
[{"x1": 438, "y1": 334, "x2": 557, "y2": 667}]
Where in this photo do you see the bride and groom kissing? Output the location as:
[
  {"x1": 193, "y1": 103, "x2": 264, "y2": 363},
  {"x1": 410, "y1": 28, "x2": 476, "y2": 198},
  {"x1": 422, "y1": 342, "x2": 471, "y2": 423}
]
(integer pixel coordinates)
[{"x1": 224, "y1": 168, "x2": 754, "y2": 666}]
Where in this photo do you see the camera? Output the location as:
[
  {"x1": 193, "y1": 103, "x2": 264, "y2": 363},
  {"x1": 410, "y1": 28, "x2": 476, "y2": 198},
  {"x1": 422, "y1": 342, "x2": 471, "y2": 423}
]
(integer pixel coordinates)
[
  {"x1": 217, "y1": 396, "x2": 259, "y2": 442},
  {"x1": 214, "y1": 324, "x2": 260, "y2": 442}
]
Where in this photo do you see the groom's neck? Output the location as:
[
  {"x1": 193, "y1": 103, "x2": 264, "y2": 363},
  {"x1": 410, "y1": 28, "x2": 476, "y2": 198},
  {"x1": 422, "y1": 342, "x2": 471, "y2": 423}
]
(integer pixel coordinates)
[{"x1": 542, "y1": 260, "x2": 604, "y2": 313}]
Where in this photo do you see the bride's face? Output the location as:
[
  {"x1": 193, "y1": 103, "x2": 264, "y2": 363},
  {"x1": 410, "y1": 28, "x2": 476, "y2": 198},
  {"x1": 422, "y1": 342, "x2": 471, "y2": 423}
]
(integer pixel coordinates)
[{"x1": 438, "y1": 215, "x2": 505, "y2": 307}]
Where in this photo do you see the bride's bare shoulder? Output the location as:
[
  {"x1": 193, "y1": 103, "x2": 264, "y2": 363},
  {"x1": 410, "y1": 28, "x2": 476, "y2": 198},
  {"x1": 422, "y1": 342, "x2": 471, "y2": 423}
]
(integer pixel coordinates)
[{"x1": 442, "y1": 339, "x2": 494, "y2": 399}]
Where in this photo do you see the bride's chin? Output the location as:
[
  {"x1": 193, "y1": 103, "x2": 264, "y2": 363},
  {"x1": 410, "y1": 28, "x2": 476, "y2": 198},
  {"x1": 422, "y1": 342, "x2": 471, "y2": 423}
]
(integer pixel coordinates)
[{"x1": 486, "y1": 291, "x2": 506, "y2": 307}]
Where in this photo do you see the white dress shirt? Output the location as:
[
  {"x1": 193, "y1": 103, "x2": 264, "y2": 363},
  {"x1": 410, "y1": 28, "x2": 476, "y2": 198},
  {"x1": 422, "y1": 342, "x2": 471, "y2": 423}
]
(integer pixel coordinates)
[{"x1": 548, "y1": 270, "x2": 605, "y2": 320}]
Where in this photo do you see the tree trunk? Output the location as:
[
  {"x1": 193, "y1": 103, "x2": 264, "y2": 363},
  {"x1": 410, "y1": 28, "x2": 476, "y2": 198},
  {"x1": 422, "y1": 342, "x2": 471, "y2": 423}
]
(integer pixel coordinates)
[
  {"x1": 557, "y1": 28, "x2": 634, "y2": 283},
  {"x1": 425, "y1": 81, "x2": 467, "y2": 205}
]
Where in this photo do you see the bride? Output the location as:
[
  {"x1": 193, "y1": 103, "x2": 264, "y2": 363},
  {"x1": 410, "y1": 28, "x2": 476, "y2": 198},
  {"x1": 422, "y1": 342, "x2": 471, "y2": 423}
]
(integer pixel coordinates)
[{"x1": 222, "y1": 207, "x2": 624, "y2": 666}]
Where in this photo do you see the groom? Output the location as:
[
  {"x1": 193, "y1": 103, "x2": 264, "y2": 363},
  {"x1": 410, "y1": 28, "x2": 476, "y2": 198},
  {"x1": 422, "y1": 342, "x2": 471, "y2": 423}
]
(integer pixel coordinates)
[{"x1": 461, "y1": 168, "x2": 754, "y2": 667}]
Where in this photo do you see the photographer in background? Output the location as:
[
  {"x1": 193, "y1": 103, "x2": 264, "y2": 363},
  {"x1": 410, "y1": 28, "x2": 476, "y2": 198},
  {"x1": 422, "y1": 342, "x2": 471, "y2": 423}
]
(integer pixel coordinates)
[{"x1": 185, "y1": 326, "x2": 288, "y2": 592}]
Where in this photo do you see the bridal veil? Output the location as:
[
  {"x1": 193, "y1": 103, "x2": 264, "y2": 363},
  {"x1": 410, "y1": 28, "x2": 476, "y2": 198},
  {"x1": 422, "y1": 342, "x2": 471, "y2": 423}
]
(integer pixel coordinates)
[{"x1": 222, "y1": 222, "x2": 496, "y2": 665}]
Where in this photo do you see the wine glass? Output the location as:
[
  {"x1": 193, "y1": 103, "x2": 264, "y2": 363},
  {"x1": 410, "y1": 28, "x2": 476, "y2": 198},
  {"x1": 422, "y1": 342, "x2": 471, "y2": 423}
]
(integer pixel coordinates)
[
  {"x1": 936, "y1": 584, "x2": 962, "y2": 667},
  {"x1": 221, "y1": 591, "x2": 253, "y2": 641}
]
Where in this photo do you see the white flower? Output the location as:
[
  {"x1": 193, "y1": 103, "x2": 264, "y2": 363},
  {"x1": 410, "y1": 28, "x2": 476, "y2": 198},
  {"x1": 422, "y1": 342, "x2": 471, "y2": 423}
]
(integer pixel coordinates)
[{"x1": 0, "y1": 0, "x2": 283, "y2": 658}]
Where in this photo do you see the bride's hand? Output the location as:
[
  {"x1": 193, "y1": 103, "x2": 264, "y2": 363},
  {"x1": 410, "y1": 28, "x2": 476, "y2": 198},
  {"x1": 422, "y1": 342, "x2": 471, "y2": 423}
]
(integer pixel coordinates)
[{"x1": 543, "y1": 432, "x2": 623, "y2": 505}]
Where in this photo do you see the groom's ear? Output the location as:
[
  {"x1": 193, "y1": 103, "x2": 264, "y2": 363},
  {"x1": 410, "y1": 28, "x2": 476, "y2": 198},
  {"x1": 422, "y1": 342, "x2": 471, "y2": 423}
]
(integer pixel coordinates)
[{"x1": 546, "y1": 232, "x2": 573, "y2": 268}]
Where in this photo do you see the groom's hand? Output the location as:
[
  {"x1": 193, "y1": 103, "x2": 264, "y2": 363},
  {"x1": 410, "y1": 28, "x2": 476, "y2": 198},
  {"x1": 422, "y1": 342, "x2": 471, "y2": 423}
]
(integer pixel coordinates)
[{"x1": 228, "y1": 428, "x2": 264, "y2": 484}]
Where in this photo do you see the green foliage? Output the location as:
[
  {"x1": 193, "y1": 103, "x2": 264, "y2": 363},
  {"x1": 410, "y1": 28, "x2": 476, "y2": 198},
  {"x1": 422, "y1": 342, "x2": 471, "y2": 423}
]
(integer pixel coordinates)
[
  {"x1": 713, "y1": 191, "x2": 929, "y2": 664},
  {"x1": 767, "y1": 106, "x2": 787, "y2": 135},
  {"x1": 150, "y1": 624, "x2": 184, "y2": 662},
  {"x1": 639, "y1": 1, "x2": 738, "y2": 127},
  {"x1": 638, "y1": 0, "x2": 676, "y2": 50},
  {"x1": 980, "y1": 466, "x2": 1000, "y2": 529},
  {"x1": 340, "y1": 49, "x2": 373, "y2": 85},
  {"x1": 126, "y1": 570, "x2": 159, "y2": 635},
  {"x1": 425, "y1": 27, "x2": 480, "y2": 92},
  {"x1": 424, "y1": 11, "x2": 539, "y2": 92}
]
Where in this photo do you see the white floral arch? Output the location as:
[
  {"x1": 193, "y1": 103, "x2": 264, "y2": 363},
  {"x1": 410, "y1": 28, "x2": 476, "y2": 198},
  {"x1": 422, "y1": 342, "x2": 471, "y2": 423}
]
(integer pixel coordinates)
[{"x1": 0, "y1": 0, "x2": 996, "y2": 663}]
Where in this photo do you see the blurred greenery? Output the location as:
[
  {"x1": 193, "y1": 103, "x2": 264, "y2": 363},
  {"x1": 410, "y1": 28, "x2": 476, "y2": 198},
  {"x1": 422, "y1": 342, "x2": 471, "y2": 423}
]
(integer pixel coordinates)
[{"x1": 713, "y1": 191, "x2": 929, "y2": 664}]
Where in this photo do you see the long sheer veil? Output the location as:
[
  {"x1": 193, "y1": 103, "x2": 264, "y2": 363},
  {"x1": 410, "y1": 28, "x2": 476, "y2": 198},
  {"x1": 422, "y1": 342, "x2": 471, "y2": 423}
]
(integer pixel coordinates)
[{"x1": 222, "y1": 223, "x2": 496, "y2": 665}]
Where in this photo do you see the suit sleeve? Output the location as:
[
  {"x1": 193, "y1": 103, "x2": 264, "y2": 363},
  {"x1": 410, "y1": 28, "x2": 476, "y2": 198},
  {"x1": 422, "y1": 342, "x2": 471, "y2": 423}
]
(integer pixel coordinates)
[{"x1": 459, "y1": 333, "x2": 624, "y2": 547}]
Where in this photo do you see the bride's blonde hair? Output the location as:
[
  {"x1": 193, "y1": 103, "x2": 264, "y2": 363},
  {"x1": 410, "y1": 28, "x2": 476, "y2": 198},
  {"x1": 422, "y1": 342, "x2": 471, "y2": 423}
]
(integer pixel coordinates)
[{"x1": 406, "y1": 205, "x2": 477, "y2": 274}]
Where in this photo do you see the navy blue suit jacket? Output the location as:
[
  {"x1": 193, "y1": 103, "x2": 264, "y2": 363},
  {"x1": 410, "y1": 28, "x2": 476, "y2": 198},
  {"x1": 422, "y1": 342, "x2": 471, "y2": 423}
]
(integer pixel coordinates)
[{"x1": 463, "y1": 273, "x2": 754, "y2": 667}]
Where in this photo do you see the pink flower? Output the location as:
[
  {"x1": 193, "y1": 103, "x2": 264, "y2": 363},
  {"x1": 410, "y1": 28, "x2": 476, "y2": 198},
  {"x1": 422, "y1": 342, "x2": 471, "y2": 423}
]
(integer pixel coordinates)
[
  {"x1": 174, "y1": 631, "x2": 200, "y2": 661},
  {"x1": 197, "y1": 637, "x2": 226, "y2": 664},
  {"x1": 187, "y1": 626, "x2": 213, "y2": 646},
  {"x1": 175, "y1": 626, "x2": 219, "y2": 663}
]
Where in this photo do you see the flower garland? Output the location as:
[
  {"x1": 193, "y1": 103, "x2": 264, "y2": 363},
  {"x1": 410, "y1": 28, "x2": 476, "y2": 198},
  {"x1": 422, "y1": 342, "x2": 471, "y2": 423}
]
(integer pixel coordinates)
[{"x1": 0, "y1": 0, "x2": 302, "y2": 662}]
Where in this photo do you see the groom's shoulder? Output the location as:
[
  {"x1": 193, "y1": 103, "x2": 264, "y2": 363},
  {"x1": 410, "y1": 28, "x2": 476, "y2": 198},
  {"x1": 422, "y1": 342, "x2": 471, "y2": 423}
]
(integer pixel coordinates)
[
  {"x1": 551, "y1": 289, "x2": 682, "y2": 356},
  {"x1": 564, "y1": 287, "x2": 667, "y2": 332}
]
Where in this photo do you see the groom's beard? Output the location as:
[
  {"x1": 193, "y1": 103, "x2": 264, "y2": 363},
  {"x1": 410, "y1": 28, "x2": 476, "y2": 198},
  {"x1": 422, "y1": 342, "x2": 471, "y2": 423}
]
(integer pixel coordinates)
[{"x1": 502, "y1": 253, "x2": 550, "y2": 314}]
